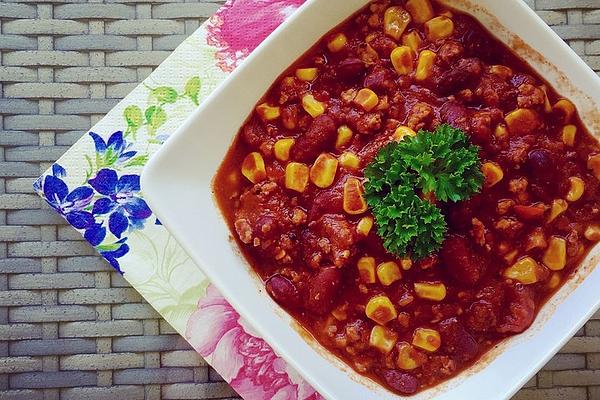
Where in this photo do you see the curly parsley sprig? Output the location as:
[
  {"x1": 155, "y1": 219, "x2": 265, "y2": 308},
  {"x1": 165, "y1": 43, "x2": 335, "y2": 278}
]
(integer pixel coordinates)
[{"x1": 364, "y1": 124, "x2": 483, "y2": 259}]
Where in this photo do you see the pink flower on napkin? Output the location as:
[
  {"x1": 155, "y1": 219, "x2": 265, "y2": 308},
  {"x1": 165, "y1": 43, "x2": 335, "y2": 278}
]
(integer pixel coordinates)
[
  {"x1": 186, "y1": 285, "x2": 322, "y2": 400},
  {"x1": 206, "y1": 0, "x2": 305, "y2": 72}
]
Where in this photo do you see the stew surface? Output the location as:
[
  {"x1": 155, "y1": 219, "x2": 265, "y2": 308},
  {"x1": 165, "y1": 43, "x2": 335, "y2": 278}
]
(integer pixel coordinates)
[{"x1": 214, "y1": 0, "x2": 600, "y2": 395}]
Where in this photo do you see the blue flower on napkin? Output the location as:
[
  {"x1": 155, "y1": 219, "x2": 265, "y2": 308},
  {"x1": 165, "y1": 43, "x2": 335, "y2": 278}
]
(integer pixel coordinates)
[
  {"x1": 89, "y1": 169, "x2": 152, "y2": 238},
  {"x1": 89, "y1": 130, "x2": 137, "y2": 167},
  {"x1": 41, "y1": 173, "x2": 95, "y2": 230}
]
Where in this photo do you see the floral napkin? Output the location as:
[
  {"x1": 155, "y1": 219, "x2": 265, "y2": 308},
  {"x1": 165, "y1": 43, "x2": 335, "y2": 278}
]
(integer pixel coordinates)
[{"x1": 34, "y1": 1, "x2": 324, "y2": 398}]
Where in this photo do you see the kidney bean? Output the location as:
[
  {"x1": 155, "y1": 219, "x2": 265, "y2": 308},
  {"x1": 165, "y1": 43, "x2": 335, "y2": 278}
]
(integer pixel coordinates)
[
  {"x1": 292, "y1": 115, "x2": 337, "y2": 162},
  {"x1": 305, "y1": 267, "x2": 341, "y2": 314},
  {"x1": 379, "y1": 370, "x2": 419, "y2": 395},
  {"x1": 441, "y1": 234, "x2": 486, "y2": 286},
  {"x1": 439, "y1": 318, "x2": 479, "y2": 364},
  {"x1": 337, "y1": 58, "x2": 366, "y2": 81},
  {"x1": 265, "y1": 274, "x2": 301, "y2": 309}
]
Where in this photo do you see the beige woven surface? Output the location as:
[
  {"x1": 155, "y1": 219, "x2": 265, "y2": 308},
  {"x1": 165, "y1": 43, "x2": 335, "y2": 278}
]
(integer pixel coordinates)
[{"x1": 1, "y1": 0, "x2": 599, "y2": 399}]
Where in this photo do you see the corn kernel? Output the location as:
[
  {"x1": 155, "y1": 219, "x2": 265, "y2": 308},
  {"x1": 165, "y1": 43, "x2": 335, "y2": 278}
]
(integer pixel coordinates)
[
  {"x1": 366, "y1": 295, "x2": 397, "y2": 325},
  {"x1": 424, "y1": 16, "x2": 454, "y2": 41},
  {"x1": 354, "y1": 88, "x2": 379, "y2": 112},
  {"x1": 405, "y1": 0, "x2": 434, "y2": 24},
  {"x1": 400, "y1": 258, "x2": 413, "y2": 271},
  {"x1": 302, "y1": 94, "x2": 326, "y2": 118},
  {"x1": 285, "y1": 162, "x2": 309, "y2": 193},
  {"x1": 547, "y1": 272, "x2": 561, "y2": 289},
  {"x1": 377, "y1": 262, "x2": 402, "y2": 286},
  {"x1": 540, "y1": 85, "x2": 553, "y2": 113},
  {"x1": 336, "y1": 125, "x2": 353, "y2": 149},
  {"x1": 393, "y1": 125, "x2": 417, "y2": 142},
  {"x1": 397, "y1": 342, "x2": 426, "y2": 370},
  {"x1": 587, "y1": 154, "x2": 600, "y2": 181},
  {"x1": 357, "y1": 216, "x2": 374, "y2": 237},
  {"x1": 327, "y1": 33, "x2": 347, "y2": 53},
  {"x1": 241, "y1": 152, "x2": 267, "y2": 184},
  {"x1": 482, "y1": 162, "x2": 504, "y2": 188},
  {"x1": 412, "y1": 328, "x2": 441, "y2": 352},
  {"x1": 495, "y1": 124, "x2": 509, "y2": 140},
  {"x1": 357, "y1": 256, "x2": 376, "y2": 284},
  {"x1": 489, "y1": 65, "x2": 514, "y2": 80},
  {"x1": 585, "y1": 224, "x2": 600, "y2": 241},
  {"x1": 548, "y1": 199, "x2": 568, "y2": 223},
  {"x1": 295, "y1": 67, "x2": 318, "y2": 82},
  {"x1": 255, "y1": 103, "x2": 280, "y2": 122},
  {"x1": 402, "y1": 31, "x2": 422, "y2": 52},
  {"x1": 339, "y1": 152, "x2": 360, "y2": 170},
  {"x1": 369, "y1": 325, "x2": 398, "y2": 354},
  {"x1": 415, "y1": 50, "x2": 436, "y2": 82},
  {"x1": 274, "y1": 138, "x2": 295, "y2": 162},
  {"x1": 553, "y1": 99, "x2": 576, "y2": 123},
  {"x1": 383, "y1": 6, "x2": 412, "y2": 41},
  {"x1": 543, "y1": 236, "x2": 567, "y2": 271},
  {"x1": 505, "y1": 108, "x2": 540, "y2": 135},
  {"x1": 566, "y1": 176, "x2": 585, "y2": 202},
  {"x1": 391, "y1": 46, "x2": 415, "y2": 76},
  {"x1": 561, "y1": 125, "x2": 577, "y2": 147},
  {"x1": 343, "y1": 177, "x2": 368, "y2": 215},
  {"x1": 309, "y1": 153, "x2": 338, "y2": 189},
  {"x1": 414, "y1": 282, "x2": 446, "y2": 301},
  {"x1": 503, "y1": 256, "x2": 541, "y2": 285}
]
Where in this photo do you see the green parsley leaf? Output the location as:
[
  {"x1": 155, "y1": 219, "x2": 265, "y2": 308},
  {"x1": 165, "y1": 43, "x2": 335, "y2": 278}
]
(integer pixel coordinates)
[{"x1": 364, "y1": 124, "x2": 483, "y2": 259}]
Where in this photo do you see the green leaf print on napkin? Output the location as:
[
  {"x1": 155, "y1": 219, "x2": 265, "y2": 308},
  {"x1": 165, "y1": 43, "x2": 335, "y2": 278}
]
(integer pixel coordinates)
[
  {"x1": 184, "y1": 76, "x2": 201, "y2": 105},
  {"x1": 152, "y1": 86, "x2": 179, "y2": 104},
  {"x1": 124, "y1": 105, "x2": 143, "y2": 139}
]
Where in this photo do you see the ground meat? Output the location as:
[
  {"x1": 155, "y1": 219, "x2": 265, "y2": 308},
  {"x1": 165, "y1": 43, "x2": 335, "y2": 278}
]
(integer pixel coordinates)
[
  {"x1": 368, "y1": 32, "x2": 397, "y2": 57},
  {"x1": 497, "y1": 284, "x2": 536, "y2": 333},
  {"x1": 465, "y1": 300, "x2": 498, "y2": 332},
  {"x1": 517, "y1": 83, "x2": 545, "y2": 108},
  {"x1": 302, "y1": 214, "x2": 357, "y2": 268},
  {"x1": 407, "y1": 102, "x2": 434, "y2": 131},
  {"x1": 242, "y1": 117, "x2": 270, "y2": 149},
  {"x1": 474, "y1": 73, "x2": 517, "y2": 109},
  {"x1": 439, "y1": 318, "x2": 479, "y2": 364},
  {"x1": 364, "y1": 65, "x2": 396, "y2": 93},
  {"x1": 441, "y1": 234, "x2": 486, "y2": 286},
  {"x1": 494, "y1": 217, "x2": 525, "y2": 236},
  {"x1": 292, "y1": 115, "x2": 337, "y2": 162},
  {"x1": 278, "y1": 76, "x2": 309, "y2": 104},
  {"x1": 437, "y1": 40, "x2": 464, "y2": 66}
]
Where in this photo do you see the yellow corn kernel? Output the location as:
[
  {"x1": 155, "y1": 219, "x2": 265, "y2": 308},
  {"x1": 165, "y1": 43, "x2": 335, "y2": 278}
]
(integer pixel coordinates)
[
  {"x1": 489, "y1": 65, "x2": 514, "y2": 80},
  {"x1": 412, "y1": 328, "x2": 441, "y2": 352},
  {"x1": 405, "y1": 0, "x2": 434, "y2": 24},
  {"x1": 336, "y1": 125, "x2": 353, "y2": 149},
  {"x1": 495, "y1": 124, "x2": 509, "y2": 140},
  {"x1": 377, "y1": 262, "x2": 402, "y2": 286},
  {"x1": 588, "y1": 154, "x2": 600, "y2": 181},
  {"x1": 310, "y1": 153, "x2": 338, "y2": 189},
  {"x1": 343, "y1": 177, "x2": 368, "y2": 215},
  {"x1": 548, "y1": 199, "x2": 568, "y2": 223},
  {"x1": 400, "y1": 258, "x2": 413, "y2": 271},
  {"x1": 503, "y1": 256, "x2": 541, "y2": 285},
  {"x1": 366, "y1": 295, "x2": 397, "y2": 325},
  {"x1": 393, "y1": 125, "x2": 417, "y2": 142},
  {"x1": 356, "y1": 216, "x2": 374, "y2": 237},
  {"x1": 339, "y1": 152, "x2": 360, "y2": 170},
  {"x1": 354, "y1": 88, "x2": 379, "y2": 112},
  {"x1": 391, "y1": 46, "x2": 415, "y2": 76},
  {"x1": 397, "y1": 342, "x2": 425, "y2": 370},
  {"x1": 241, "y1": 152, "x2": 267, "y2": 184},
  {"x1": 255, "y1": 103, "x2": 280, "y2": 122},
  {"x1": 543, "y1": 236, "x2": 567, "y2": 271},
  {"x1": 327, "y1": 33, "x2": 347, "y2": 53},
  {"x1": 505, "y1": 108, "x2": 540, "y2": 135},
  {"x1": 402, "y1": 31, "x2": 422, "y2": 52},
  {"x1": 383, "y1": 6, "x2": 412, "y2": 41},
  {"x1": 274, "y1": 138, "x2": 295, "y2": 162},
  {"x1": 561, "y1": 125, "x2": 577, "y2": 147},
  {"x1": 547, "y1": 272, "x2": 561, "y2": 289},
  {"x1": 585, "y1": 224, "x2": 600, "y2": 241},
  {"x1": 415, "y1": 50, "x2": 436, "y2": 82},
  {"x1": 369, "y1": 325, "x2": 398, "y2": 354},
  {"x1": 414, "y1": 282, "x2": 446, "y2": 301},
  {"x1": 424, "y1": 16, "x2": 454, "y2": 41},
  {"x1": 566, "y1": 176, "x2": 585, "y2": 202},
  {"x1": 285, "y1": 162, "x2": 309, "y2": 193},
  {"x1": 302, "y1": 94, "x2": 326, "y2": 118},
  {"x1": 553, "y1": 99, "x2": 576, "y2": 123},
  {"x1": 482, "y1": 162, "x2": 504, "y2": 188},
  {"x1": 295, "y1": 67, "x2": 318, "y2": 82},
  {"x1": 357, "y1": 256, "x2": 376, "y2": 284}
]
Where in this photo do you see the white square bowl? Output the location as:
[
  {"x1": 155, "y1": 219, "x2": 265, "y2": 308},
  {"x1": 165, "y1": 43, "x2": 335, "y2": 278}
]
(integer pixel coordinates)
[{"x1": 141, "y1": 1, "x2": 600, "y2": 398}]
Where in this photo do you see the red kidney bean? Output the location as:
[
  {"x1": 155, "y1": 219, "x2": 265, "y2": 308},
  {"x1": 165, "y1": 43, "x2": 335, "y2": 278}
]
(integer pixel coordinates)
[
  {"x1": 305, "y1": 267, "x2": 341, "y2": 314},
  {"x1": 379, "y1": 369, "x2": 418, "y2": 395},
  {"x1": 265, "y1": 274, "x2": 301, "y2": 309}
]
